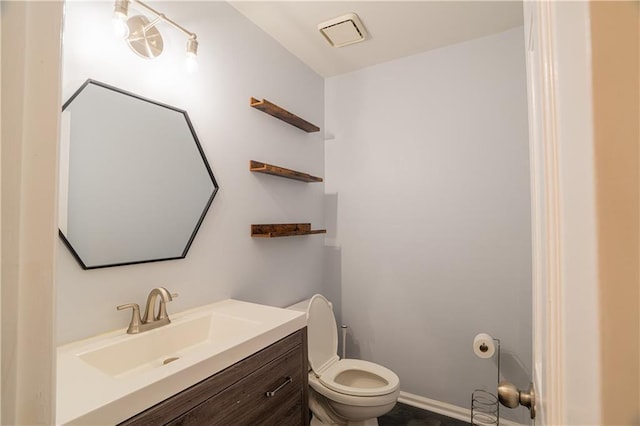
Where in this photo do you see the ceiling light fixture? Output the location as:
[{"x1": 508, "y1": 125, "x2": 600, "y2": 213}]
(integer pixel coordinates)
[{"x1": 113, "y1": 0, "x2": 199, "y2": 72}]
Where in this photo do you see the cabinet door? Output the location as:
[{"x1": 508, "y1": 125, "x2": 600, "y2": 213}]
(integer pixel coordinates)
[
  {"x1": 168, "y1": 346, "x2": 305, "y2": 425},
  {"x1": 119, "y1": 330, "x2": 307, "y2": 426}
]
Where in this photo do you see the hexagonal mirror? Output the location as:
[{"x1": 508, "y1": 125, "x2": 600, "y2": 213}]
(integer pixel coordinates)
[{"x1": 59, "y1": 79, "x2": 218, "y2": 269}]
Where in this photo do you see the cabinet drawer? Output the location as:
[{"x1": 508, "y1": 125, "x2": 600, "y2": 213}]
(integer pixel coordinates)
[
  {"x1": 259, "y1": 389, "x2": 304, "y2": 426},
  {"x1": 168, "y1": 346, "x2": 304, "y2": 425}
]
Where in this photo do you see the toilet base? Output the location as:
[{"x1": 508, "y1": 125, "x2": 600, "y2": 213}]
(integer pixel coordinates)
[
  {"x1": 310, "y1": 413, "x2": 379, "y2": 426},
  {"x1": 309, "y1": 387, "x2": 383, "y2": 426}
]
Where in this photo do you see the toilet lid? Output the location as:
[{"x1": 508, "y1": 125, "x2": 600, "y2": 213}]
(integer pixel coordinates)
[{"x1": 307, "y1": 294, "x2": 339, "y2": 376}]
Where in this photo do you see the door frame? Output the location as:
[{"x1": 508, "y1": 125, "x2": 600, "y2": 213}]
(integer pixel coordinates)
[{"x1": 1, "y1": 2, "x2": 63, "y2": 424}]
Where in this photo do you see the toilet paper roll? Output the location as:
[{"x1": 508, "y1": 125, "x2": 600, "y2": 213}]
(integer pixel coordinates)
[{"x1": 473, "y1": 333, "x2": 495, "y2": 359}]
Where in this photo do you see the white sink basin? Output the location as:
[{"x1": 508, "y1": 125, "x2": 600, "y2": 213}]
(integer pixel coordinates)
[
  {"x1": 56, "y1": 299, "x2": 306, "y2": 425},
  {"x1": 78, "y1": 311, "x2": 259, "y2": 378}
]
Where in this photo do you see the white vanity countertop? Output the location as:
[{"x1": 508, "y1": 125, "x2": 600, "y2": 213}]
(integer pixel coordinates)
[{"x1": 56, "y1": 299, "x2": 306, "y2": 425}]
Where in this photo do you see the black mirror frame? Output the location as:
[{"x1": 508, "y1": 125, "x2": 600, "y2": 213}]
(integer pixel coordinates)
[{"x1": 59, "y1": 79, "x2": 219, "y2": 270}]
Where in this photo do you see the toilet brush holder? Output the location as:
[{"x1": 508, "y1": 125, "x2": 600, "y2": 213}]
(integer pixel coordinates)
[{"x1": 341, "y1": 325, "x2": 347, "y2": 359}]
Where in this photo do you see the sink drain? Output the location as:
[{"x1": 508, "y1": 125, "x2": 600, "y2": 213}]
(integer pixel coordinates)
[{"x1": 163, "y1": 356, "x2": 180, "y2": 365}]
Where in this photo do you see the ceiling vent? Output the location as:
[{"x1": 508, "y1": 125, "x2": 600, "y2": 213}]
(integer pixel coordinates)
[{"x1": 318, "y1": 13, "x2": 368, "y2": 48}]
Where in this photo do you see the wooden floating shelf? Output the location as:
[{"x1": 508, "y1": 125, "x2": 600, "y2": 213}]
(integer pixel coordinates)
[
  {"x1": 250, "y1": 160, "x2": 323, "y2": 183},
  {"x1": 250, "y1": 97, "x2": 320, "y2": 133},
  {"x1": 251, "y1": 223, "x2": 327, "y2": 238}
]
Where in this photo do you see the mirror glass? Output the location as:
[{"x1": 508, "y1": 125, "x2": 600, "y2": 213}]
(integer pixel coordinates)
[{"x1": 59, "y1": 80, "x2": 218, "y2": 269}]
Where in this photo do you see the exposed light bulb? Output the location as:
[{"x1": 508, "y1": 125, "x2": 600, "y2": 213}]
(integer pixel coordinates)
[
  {"x1": 113, "y1": 0, "x2": 130, "y2": 38},
  {"x1": 185, "y1": 52, "x2": 198, "y2": 74},
  {"x1": 185, "y1": 38, "x2": 198, "y2": 73},
  {"x1": 113, "y1": 15, "x2": 130, "y2": 38}
]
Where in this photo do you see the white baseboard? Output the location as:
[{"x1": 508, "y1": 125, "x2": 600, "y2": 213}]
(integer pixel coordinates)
[{"x1": 397, "y1": 391, "x2": 522, "y2": 426}]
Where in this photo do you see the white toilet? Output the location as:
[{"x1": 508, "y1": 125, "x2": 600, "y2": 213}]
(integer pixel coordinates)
[{"x1": 304, "y1": 294, "x2": 400, "y2": 426}]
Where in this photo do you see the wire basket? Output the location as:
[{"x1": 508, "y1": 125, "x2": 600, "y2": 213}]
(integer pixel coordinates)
[{"x1": 471, "y1": 389, "x2": 499, "y2": 425}]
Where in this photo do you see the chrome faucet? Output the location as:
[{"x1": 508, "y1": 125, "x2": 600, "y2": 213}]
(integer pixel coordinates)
[{"x1": 117, "y1": 287, "x2": 178, "y2": 334}]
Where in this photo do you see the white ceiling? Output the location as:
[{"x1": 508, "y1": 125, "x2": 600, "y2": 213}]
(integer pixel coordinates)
[{"x1": 230, "y1": 1, "x2": 524, "y2": 77}]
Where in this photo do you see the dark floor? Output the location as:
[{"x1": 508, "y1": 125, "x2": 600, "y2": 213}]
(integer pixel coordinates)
[{"x1": 378, "y1": 403, "x2": 470, "y2": 426}]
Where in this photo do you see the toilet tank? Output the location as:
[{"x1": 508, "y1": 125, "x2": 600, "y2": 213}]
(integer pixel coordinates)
[
  {"x1": 286, "y1": 298, "x2": 333, "y2": 313},
  {"x1": 286, "y1": 299, "x2": 312, "y2": 312}
]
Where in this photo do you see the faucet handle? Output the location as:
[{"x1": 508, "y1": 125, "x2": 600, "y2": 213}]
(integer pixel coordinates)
[
  {"x1": 117, "y1": 303, "x2": 139, "y2": 311},
  {"x1": 117, "y1": 303, "x2": 142, "y2": 334},
  {"x1": 170, "y1": 292, "x2": 179, "y2": 300}
]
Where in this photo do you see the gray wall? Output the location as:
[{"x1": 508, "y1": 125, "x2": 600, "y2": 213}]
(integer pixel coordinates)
[
  {"x1": 59, "y1": 4, "x2": 532, "y2": 420},
  {"x1": 324, "y1": 27, "x2": 532, "y2": 422},
  {"x1": 57, "y1": 1, "x2": 325, "y2": 344}
]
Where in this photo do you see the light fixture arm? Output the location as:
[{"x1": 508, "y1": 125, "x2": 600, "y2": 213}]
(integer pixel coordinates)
[
  {"x1": 142, "y1": 16, "x2": 162, "y2": 32},
  {"x1": 130, "y1": 0, "x2": 197, "y2": 41}
]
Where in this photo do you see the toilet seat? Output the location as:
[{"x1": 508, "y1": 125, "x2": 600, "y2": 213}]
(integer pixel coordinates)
[
  {"x1": 306, "y1": 295, "x2": 400, "y2": 398},
  {"x1": 319, "y1": 358, "x2": 399, "y2": 397},
  {"x1": 309, "y1": 373, "x2": 400, "y2": 408}
]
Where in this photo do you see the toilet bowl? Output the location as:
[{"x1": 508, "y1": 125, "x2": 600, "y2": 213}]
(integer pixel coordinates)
[{"x1": 304, "y1": 294, "x2": 400, "y2": 426}]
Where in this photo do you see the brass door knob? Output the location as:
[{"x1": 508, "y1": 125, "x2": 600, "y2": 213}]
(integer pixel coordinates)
[{"x1": 498, "y1": 381, "x2": 536, "y2": 419}]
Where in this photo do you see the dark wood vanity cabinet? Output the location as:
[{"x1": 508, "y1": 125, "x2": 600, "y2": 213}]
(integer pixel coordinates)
[{"x1": 119, "y1": 329, "x2": 309, "y2": 426}]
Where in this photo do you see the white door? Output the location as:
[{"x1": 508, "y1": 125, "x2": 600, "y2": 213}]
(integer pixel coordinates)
[{"x1": 523, "y1": 1, "x2": 602, "y2": 425}]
